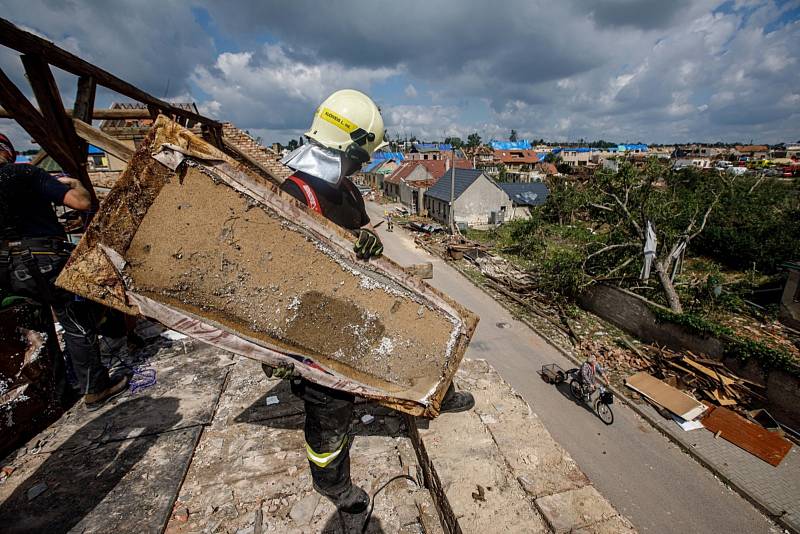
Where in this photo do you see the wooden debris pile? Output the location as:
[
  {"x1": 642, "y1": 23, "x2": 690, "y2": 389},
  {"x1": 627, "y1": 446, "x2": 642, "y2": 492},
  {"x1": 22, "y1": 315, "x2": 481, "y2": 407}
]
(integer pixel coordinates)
[
  {"x1": 645, "y1": 346, "x2": 766, "y2": 410},
  {"x1": 580, "y1": 336, "x2": 767, "y2": 414}
]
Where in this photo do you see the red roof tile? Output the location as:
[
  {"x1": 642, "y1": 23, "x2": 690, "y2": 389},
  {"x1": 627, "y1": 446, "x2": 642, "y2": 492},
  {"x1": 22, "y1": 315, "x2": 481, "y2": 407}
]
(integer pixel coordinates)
[{"x1": 494, "y1": 149, "x2": 540, "y2": 165}]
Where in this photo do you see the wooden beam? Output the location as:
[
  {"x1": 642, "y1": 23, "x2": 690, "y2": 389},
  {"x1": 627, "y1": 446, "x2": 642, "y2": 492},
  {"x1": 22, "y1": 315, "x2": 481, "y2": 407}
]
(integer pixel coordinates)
[
  {"x1": 72, "y1": 75, "x2": 96, "y2": 174},
  {"x1": 0, "y1": 65, "x2": 75, "y2": 169},
  {"x1": 72, "y1": 75, "x2": 96, "y2": 123},
  {"x1": 72, "y1": 118, "x2": 134, "y2": 163},
  {"x1": 21, "y1": 53, "x2": 98, "y2": 209},
  {"x1": 0, "y1": 107, "x2": 158, "y2": 119},
  {"x1": 0, "y1": 17, "x2": 220, "y2": 130}
]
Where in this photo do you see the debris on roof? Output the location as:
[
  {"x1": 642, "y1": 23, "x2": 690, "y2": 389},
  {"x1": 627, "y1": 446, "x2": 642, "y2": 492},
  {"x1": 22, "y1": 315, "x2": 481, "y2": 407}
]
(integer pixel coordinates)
[{"x1": 498, "y1": 182, "x2": 549, "y2": 206}]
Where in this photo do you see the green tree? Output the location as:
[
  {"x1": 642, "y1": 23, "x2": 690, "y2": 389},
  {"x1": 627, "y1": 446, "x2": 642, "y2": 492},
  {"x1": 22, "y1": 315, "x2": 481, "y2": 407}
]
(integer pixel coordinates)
[
  {"x1": 467, "y1": 132, "x2": 482, "y2": 148},
  {"x1": 444, "y1": 137, "x2": 463, "y2": 149},
  {"x1": 509, "y1": 129, "x2": 518, "y2": 142},
  {"x1": 287, "y1": 138, "x2": 299, "y2": 150},
  {"x1": 695, "y1": 175, "x2": 800, "y2": 272},
  {"x1": 556, "y1": 162, "x2": 572, "y2": 175},
  {"x1": 542, "y1": 175, "x2": 594, "y2": 225},
  {"x1": 587, "y1": 162, "x2": 725, "y2": 312},
  {"x1": 497, "y1": 163, "x2": 508, "y2": 182}
]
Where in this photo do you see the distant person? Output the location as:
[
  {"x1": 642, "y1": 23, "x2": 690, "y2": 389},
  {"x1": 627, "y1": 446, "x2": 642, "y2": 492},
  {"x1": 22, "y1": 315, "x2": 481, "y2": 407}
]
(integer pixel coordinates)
[
  {"x1": 0, "y1": 133, "x2": 128, "y2": 411},
  {"x1": 386, "y1": 213, "x2": 394, "y2": 232}
]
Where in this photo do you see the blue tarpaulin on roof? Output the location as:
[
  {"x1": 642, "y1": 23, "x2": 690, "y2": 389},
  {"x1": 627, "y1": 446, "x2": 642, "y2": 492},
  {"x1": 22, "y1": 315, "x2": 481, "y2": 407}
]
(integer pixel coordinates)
[
  {"x1": 14, "y1": 155, "x2": 31, "y2": 164},
  {"x1": 413, "y1": 143, "x2": 452, "y2": 151},
  {"x1": 490, "y1": 140, "x2": 532, "y2": 150},
  {"x1": 372, "y1": 151, "x2": 405, "y2": 161},
  {"x1": 88, "y1": 145, "x2": 104, "y2": 155},
  {"x1": 363, "y1": 161, "x2": 382, "y2": 172}
]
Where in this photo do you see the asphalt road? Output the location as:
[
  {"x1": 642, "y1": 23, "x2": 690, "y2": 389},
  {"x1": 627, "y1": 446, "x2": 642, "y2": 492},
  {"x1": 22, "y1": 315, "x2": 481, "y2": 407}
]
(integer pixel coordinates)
[{"x1": 366, "y1": 202, "x2": 778, "y2": 534}]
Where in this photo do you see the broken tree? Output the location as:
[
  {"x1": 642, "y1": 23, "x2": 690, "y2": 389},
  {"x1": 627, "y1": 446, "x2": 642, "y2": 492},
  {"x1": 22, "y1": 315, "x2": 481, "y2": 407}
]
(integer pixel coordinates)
[
  {"x1": 57, "y1": 116, "x2": 478, "y2": 417},
  {"x1": 586, "y1": 161, "x2": 725, "y2": 313}
]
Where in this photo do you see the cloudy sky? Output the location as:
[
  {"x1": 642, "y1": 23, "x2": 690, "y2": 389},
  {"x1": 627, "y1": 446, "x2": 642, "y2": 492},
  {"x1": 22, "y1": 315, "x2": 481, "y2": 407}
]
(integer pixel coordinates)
[{"x1": 0, "y1": 0, "x2": 798, "y2": 150}]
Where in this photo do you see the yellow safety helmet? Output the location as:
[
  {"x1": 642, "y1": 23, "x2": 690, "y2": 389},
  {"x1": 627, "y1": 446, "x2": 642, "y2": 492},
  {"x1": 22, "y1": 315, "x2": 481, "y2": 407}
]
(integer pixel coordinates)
[{"x1": 305, "y1": 89, "x2": 387, "y2": 164}]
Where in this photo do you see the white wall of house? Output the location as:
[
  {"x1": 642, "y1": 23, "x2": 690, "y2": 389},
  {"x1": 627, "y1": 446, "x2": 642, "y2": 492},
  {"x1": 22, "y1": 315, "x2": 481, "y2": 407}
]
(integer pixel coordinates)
[
  {"x1": 453, "y1": 175, "x2": 512, "y2": 227},
  {"x1": 507, "y1": 204, "x2": 533, "y2": 220}
]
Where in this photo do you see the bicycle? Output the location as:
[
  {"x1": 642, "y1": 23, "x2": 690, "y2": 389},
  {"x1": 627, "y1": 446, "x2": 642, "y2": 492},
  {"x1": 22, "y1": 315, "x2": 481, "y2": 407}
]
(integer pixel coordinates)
[{"x1": 567, "y1": 370, "x2": 614, "y2": 425}]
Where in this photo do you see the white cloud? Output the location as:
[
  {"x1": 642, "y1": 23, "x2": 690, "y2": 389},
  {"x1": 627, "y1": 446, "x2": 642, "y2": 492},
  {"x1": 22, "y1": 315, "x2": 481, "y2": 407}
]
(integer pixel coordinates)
[
  {"x1": 1, "y1": 0, "x2": 798, "y2": 147},
  {"x1": 191, "y1": 44, "x2": 401, "y2": 140}
]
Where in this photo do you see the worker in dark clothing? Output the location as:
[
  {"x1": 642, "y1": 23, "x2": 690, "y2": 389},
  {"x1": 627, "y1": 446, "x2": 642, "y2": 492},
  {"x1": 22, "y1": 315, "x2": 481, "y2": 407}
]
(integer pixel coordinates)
[
  {"x1": 0, "y1": 133, "x2": 128, "y2": 411},
  {"x1": 265, "y1": 90, "x2": 474, "y2": 515}
]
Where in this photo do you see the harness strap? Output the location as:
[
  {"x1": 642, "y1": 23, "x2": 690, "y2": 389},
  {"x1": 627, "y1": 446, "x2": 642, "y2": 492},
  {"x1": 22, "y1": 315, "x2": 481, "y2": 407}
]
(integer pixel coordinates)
[{"x1": 286, "y1": 174, "x2": 323, "y2": 215}]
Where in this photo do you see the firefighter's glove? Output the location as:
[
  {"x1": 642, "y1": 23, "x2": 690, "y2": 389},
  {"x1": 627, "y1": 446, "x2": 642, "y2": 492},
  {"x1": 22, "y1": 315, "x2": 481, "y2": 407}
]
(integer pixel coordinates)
[
  {"x1": 261, "y1": 361, "x2": 298, "y2": 380},
  {"x1": 353, "y1": 228, "x2": 383, "y2": 260}
]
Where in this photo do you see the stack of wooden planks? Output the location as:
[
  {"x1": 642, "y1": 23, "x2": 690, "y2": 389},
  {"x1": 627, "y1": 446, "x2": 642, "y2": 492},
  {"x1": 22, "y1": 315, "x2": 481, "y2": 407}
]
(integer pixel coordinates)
[{"x1": 648, "y1": 347, "x2": 766, "y2": 409}]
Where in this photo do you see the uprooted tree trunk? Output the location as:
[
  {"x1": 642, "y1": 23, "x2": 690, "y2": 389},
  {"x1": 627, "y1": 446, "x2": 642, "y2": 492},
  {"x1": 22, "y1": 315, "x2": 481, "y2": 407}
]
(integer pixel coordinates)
[
  {"x1": 652, "y1": 194, "x2": 719, "y2": 313},
  {"x1": 654, "y1": 257, "x2": 683, "y2": 313}
]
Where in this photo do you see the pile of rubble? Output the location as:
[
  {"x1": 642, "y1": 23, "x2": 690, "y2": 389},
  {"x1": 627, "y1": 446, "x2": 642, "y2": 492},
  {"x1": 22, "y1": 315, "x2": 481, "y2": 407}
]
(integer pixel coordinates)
[{"x1": 579, "y1": 338, "x2": 652, "y2": 376}]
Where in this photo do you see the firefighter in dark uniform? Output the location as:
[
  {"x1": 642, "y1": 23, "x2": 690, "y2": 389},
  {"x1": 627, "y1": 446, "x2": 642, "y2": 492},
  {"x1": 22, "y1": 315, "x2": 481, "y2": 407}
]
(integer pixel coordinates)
[
  {"x1": 267, "y1": 90, "x2": 475, "y2": 514},
  {"x1": 0, "y1": 133, "x2": 128, "y2": 411}
]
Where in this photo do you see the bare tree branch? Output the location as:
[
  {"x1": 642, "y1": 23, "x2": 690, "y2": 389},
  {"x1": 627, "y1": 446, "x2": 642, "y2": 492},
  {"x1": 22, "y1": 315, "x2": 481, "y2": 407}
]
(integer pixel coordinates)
[
  {"x1": 748, "y1": 173, "x2": 766, "y2": 194},
  {"x1": 605, "y1": 256, "x2": 636, "y2": 277},
  {"x1": 688, "y1": 191, "x2": 721, "y2": 241},
  {"x1": 589, "y1": 202, "x2": 614, "y2": 212},
  {"x1": 608, "y1": 191, "x2": 644, "y2": 238},
  {"x1": 584, "y1": 242, "x2": 639, "y2": 261}
]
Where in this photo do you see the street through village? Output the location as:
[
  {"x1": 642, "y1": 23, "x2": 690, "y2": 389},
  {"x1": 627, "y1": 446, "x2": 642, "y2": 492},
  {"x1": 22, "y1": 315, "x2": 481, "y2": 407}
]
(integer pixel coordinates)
[{"x1": 365, "y1": 201, "x2": 780, "y2": 534}]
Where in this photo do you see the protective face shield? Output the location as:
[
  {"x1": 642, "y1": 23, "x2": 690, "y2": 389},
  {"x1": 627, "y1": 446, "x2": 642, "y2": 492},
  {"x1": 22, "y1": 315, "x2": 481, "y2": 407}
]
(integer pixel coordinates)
[
  {"x1": 304, "y1": 89, "x2": 387, "y2": 166},
  {"x1": 281, "y1": 141, "x2": 351, "y2": 186}
]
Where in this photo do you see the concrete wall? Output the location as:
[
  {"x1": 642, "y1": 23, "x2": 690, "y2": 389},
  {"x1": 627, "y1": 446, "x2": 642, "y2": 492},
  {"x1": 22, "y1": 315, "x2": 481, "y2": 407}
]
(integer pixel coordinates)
[
  {"x1": 453, "y1": 175, "x2": 511, "y2": 227},
  {"x1": 779, "y1": 269, "x2": 800, "y2": 330},
  {"x1": 577, "y1": 284, "x2": 725, "y2": 357},
  {"x1": 578, "y1": 283, "x2": 800, "y2": 428}
]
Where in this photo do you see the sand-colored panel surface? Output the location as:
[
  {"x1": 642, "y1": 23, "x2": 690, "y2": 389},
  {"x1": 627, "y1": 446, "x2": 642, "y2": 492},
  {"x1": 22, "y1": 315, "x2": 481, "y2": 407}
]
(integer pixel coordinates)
[{"x1": 125, "y1": 167, "x2": 453, "y2": 393}]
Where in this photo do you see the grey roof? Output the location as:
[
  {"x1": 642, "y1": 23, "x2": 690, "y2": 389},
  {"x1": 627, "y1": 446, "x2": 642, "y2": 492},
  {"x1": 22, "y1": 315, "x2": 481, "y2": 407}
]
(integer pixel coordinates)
[
  {"x1": 498, "y1": 182, "x2": 549, "y2": 206},
  {"x1": 425, "y1": 168, "x2": 487, "y2": 202}
]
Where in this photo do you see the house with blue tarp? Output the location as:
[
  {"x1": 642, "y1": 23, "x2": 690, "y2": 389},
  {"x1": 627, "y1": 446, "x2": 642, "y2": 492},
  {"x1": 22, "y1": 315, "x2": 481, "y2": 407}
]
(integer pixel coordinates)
[
  {"x1": 87, "y1": 144, "x2": 110, "y2": 170},
  {"x1": 357, "y1": 158, "x2": 402, "y2": 190},
  {"x1": 408, "y1": 143, "x2": 466, "y2": 161},
  {"x1": 372, "y1": 151, "x2": 405, "y2": 161},
  {"x1": 490, "y1": 140, "x2": 532, "y2": 150}
]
